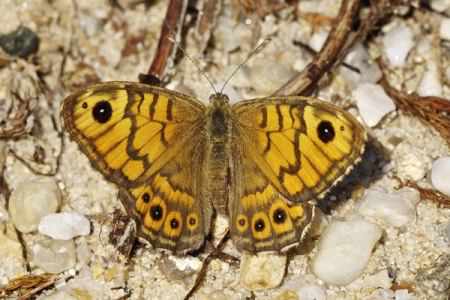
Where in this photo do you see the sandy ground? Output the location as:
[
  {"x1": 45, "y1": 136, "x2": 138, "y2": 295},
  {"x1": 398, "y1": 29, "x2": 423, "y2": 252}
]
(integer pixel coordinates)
[{"x1": 0, "y1": 1, "x2": 449, "y2": 299}]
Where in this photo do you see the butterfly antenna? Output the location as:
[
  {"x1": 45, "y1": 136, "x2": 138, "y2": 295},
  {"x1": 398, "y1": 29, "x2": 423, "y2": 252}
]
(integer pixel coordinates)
[
  {"x1": 219, "y1": 38, "x2": 272, "y2": 94},
  {"x1": 167, "y1": 36, "x2": 218, "y2": 94}
]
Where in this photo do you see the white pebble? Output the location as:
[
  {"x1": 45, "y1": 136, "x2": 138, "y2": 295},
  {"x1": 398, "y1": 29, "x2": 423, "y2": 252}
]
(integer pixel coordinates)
[
  {"x1": 240, "y1": 253, "x2": 287, "y2": 290},
  {"x1": 312, "y1": 218, "x2": 383, "y2": 285},
  {"x1": 32, "y1": 239, "x2": 76, "y2": 273},
  {"x1": 9, "y1": 178, "x2": 61, "y2": 233},
  {"x1": 38, "y1": 212, "x2": 90, "y2": 240},
  {"x1": 357, "y1": 187, "x2": 420, "y2": 227},
  {"x1": 281, "y1": 277, "x2": 327, "y2": 300},
  {"x1": 431, "y1": 157, "x2": 450, "y2": 196},
  {"x1": 309, "y1": 29, "x2": 328, "y2": 51},
  {"x1": 417, "y1": 61, "x2": 442, "y2": 97},
  {"x1": 297, "y1": 284, "x2": 327, "y2": 300},
  {"x1": 383, "y1": 23, "x2": 414, "y2": 67},
  {"x1": 170, "y1": 255, "x2": 202, "y2": 272},
  {"x1": 344, "y1": 44, "x2": 382, "y2": 84},
  {"x1": 353, "y1": 83, "x2": 396, "y2": 127},
  {"x1": 440, "y1": 18, "x2": 450, "y2": 40},
  {"x1": 431, "y1": 0, "x2": 450, "y2": 13},
  {"x1": 395, "y1": 289, "x2": 417, "y2": 300},
  {"x1": 367, "y1": 289, "x2": 395, "y2": 300}
]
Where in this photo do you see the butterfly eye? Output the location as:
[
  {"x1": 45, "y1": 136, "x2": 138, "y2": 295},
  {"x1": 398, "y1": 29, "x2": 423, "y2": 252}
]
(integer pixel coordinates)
[
  {"x1": 92, "y1": 100, "x2": 113, "y2": 123},
  {"x1": 317, "y1": 120, "x2": 335, "y2": 143}
]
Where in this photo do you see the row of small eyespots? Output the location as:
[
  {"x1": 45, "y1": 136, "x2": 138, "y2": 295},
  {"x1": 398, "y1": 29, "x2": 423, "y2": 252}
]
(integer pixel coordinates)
[
  {"x1": 138, "y1": 192, "x2": 199, "y2": 236},
  {"x1": 235, "y1": 202, "x2": 304, "y2": 239}
]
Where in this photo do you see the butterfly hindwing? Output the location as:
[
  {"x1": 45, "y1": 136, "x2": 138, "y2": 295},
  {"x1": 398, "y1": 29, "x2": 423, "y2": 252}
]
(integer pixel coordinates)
[
  {"x1": 229, "y1": 141, "x2": 315, "y2": 252},
  {"x1": 119, "y1": 138, "x2": 213, "y2": 254},
  {"x1": 232, "y1": 96, "x2": 367, "y2": 204}
]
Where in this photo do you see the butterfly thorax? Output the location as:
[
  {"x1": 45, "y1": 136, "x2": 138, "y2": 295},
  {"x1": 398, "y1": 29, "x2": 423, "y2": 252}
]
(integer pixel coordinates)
[{"x1": 205, "y1": 93, "x2": 232, "y2": 214}]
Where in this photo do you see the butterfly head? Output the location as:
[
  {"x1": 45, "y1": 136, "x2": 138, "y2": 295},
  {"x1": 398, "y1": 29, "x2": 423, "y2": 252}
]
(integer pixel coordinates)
[{"x1": 209, "y1": 93, "x2": 230, "y2": 107}]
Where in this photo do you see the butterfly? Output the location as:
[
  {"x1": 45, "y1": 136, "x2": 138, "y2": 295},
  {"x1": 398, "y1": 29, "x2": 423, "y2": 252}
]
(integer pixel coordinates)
[{"x1": 62, "y1": 81, "x2": 367, "y2": 254}]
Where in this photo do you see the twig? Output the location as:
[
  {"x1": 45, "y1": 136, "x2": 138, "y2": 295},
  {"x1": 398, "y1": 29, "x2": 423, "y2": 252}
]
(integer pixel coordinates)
[
  {"x1": 139, "y1": 0, "x2": 188, "y2": 85},
  {"x1": 274, "y1": 0, "x2": 398, "y2": 96},
  {"x1": 273, "y1": 0, "x2": 361, "y2": 96},
  {"x1": 8, "y1": 127, "x2": 65, "y2": 177},
  {"x1": 0, "y1": 91, "x2": 34, "y2": 139},
  {"x1": 183, "y1": 229, "x2": 238, "y2": 300},
  {"x1": 0, "y1": 273, "x2": 58, "y2": 299},
  {"x1": 194, "y1": 0, "x2": 222, "y2": 53}
]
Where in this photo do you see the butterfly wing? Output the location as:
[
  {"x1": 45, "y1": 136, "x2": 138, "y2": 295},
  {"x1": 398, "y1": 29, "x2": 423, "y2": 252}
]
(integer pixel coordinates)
[
  {"x1": 119, "y1": 136, "x2": 213, "y2": 254},
  {"x1": 62, "y1": 81, "x2": 205, "y2": 188},
  {"x1": 228, "y1": 96, "x2": 366, "y2": 252},
  {"x1": 62, "y1": 81, "x2": 212, "y2": 253},
  {"x1": 229, "y1": 141, "x2": 315, "y2": 252},
  {"x1": 232, "y1": 96, "x2": 367, "y2": 204}
]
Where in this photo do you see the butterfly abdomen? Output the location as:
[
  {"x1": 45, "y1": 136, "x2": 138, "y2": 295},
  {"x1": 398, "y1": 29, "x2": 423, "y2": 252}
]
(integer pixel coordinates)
[{"x1": 206, "y1": 96, "x2": 233, "y2": 214}]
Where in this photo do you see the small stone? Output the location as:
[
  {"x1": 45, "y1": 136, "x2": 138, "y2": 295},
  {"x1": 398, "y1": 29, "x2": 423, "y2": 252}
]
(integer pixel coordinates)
[
  {"x1": 383, "y1": 23, "x2": 414, "y2": 67},
  {"x1": 159, "y1": 255, "x2": 202, "y2": 282},
  {"x1": 170, "y1": 255, "x2": 202, "y2": 272},
  {"x1": 309, "y1": 29, "x2": 328, "y2": 51},
  {"x1": 281, "y1": 277, "x2": 327, "y2": 300},
  {"x1": 342, "y1": 44, "x2": 382, "y2": 85},
  {"x1": 297, "y1": 284, "x2": 327, "y2": 300},
  {"x1": 38, "y1": 212, "x2": 90, "y2": 240},
  {"x1": 312, "y1": 218, "x2": 383, "y2": 285},
  {"x1": 0, "y1": 26, "x2": 39, "y2": 58},
  {"x1": 431, "y1": 0, "x2": 450, "y2": 13},
  {"x1": 431, "y1": 156, "x2": 450, "y2": 196},
  {"x1": 357, "y1": 187, "x2": 420, "y2": 227},
  {"x1": 9, "y1": 177, "x2": 61, "y2": 233},
  {"x1": 440, "y1": 18, "x2": 450, "y2": 40},
  {"x1": 32, "y1": 239, "x2": 76, "y2": 273},
  {"x1": 275, "y1": 290, "x2": 299, "y2": 300},
  {"x1": 417, "y1": 61, "x2": 442, "y2": 97},
  {"x1": 395, "y1": 289, "x2": 417, "y2": 300},
  {"x1": 353, "y1": 83, "x2": 396, "y2": 127},
  {"x1": 240, "y1": 253, "x2": 287, "y2": 290}
]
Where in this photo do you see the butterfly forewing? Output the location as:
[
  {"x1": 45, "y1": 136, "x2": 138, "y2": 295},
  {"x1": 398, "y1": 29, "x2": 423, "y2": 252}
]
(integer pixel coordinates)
[
  {"x1": 232, "y1": 96, "x2": 367, "y2": 204},
  {"x1": 62, "y1": 82, "x2": 206, "y2": 189}
]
